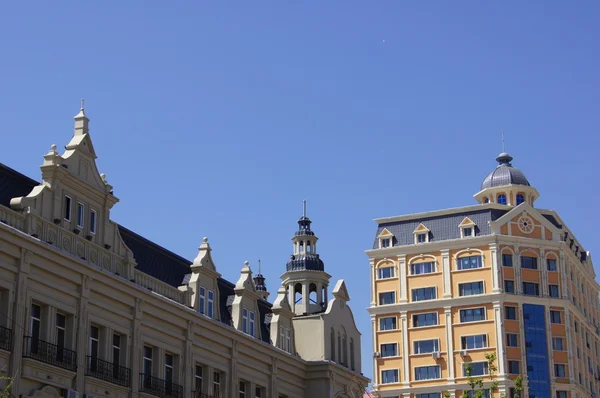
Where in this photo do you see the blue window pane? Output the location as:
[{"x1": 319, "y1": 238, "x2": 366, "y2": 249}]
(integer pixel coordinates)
[
  {"x1": 381, "y1": 369, "x2": 398, "y2": 384},
  {"x1": 459, "y1": 282, "x2": 484, "y2": 296},
  {"x1": 506, "y1": 334, "x2": 518, "y2": 347},
  {"x1": 378, "y1": 267, "x2": 394, "y2": 279},
  {"x1": 381, "y1": 343, "x2": 397, "y2": 357},
  {"x1": 505, "y1": 306, "x2": 517, "y2": 320},
  {"x1": 523, "y1": 282, "x2": 540, "y2": 296},
  {"x1": 502, "y1": 253, "x2": 513, "y2": 267},
  {"x1": 411, "y1": 262, "x2": 434, "y2": 275},
  {"x1": 466, "y1": 390, "x2": 490, "y2": 398},
  {"x1": 414, "y1": 340, "x2": 439, "y2": 354},
  {"x1": 415, "y1": 366, "x2": 440, "y2": 380},
  {"x1": 417, "y1": 394, "x2": 441, "y2": 398},
  {"x1": 547, "y1": 258, "x2": 557, "y2": 271},
  {"x1": 413, "y1": 313, "x2": 438, "y2": 327},
  {"x1": 504, "y1": 280, "x2": 515, "y2": 293},
  {"x1": 497, "y1": 194, "x2": 507, "y2": 205},
  {"x1": 412, "y1": 287, "x2": 436, "y2": 302},
  {"x1": 457, "y1": 255, "x2": 482, "y2": 270},
  {"x1": 520, "y1": 256, "x2": 538, "y2": 270},
  {"x1": 549, "y1": 284, "x2": 560, "y2": 298},
  {"x1": 380, "y1": 317, "x2": 397, "y2": 331},
  {"x1": 508, "y1": 361, "x2": 520, "y2": 374},
  {"x1": 460, "y1": 308, "x2": 486, "y2": 323},
  {"x1": 379, "y1": 292, "x2": 396, "y2": 305},
  {"x1": 523, "y1": 304, "x2": 551, "y2": 397},
  {"x1": 516, "y1": 194, "x2": 525, "y2": 205},
  {"x1": 461, "y1": 335, "x2": 487, "y2": 349},
  {"x1": 550, "y1": 311, "x2": 562, "y2": 324},
  {"x1": 463, "y1": 362, "x2": 488, "y2": 376}
]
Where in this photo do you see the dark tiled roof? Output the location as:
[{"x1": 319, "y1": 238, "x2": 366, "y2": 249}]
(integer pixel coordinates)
[
  {"x1": 542, "y1": 214, "x2": 563, "y2": 229},
  {"x1": 373, "y1": 208, "x2": 508, "y2": 249},
  {"x1": 286, "y1": 253, "x2": 325, "y2": 271},
  {"x1": 481, "y1": 153, "x2": 530, "y2": 190},
  {"x1": 0, "y1": 163, "x2": 273, "y2": 343}
]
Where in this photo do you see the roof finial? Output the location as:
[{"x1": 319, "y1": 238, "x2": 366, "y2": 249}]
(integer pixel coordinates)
[
  {"x1": 303, "y1": 199, "x2": 307, "y2": 218},
  {"x1": 501, "y1": 129, "x2": 505, "y2": 153},
  {"x1": 258, "y1": 258, "x2": 261, "y2": 274},
  {"x1": 81, "y1": 98, "x2": 85, "y2": 111}
]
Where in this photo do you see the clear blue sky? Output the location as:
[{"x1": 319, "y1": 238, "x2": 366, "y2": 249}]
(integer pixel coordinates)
[{"x1": 1, "y1": 1, "x2": 599, "y2": 381}]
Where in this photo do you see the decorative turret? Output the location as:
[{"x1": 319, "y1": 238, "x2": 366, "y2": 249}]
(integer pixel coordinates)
[
  {"x1": 253, "y1": 259, "x2": 269, "y2": 301},
  {"x1": 281, "y1": 201, "x2": 331, "y2": 316},
  {"x1": 74, "y1": 99, "x2": 89, "y2": 136}
]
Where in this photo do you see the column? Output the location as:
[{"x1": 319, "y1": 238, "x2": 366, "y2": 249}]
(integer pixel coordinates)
[
  {"x1": 441, "y1": 250, "x2": 451, "y2": 298},
  {"x1": 131, "y1": 298, "x2": 144, "y2": 395},
  {"x1": 370, "y1": 259, "x2": 376, "y2": 306},
  {"x1": 565, "y1": 311, "x2": 576, "y2": 384},
  {"x1": 444, "y1": 306, "x2": 455, "y2": 382},
  {"x1": 540, "y1": 248, "x2": 548, "y2": 296},
  {"x1": 302, "y1": 283, "x2": 309, "y2": 312},
  {"x1": 400, "y1": 312, "x2": 410, "y2": 386},
  {"x1": 269, "y1": 357, "x2": 278, "y2": 397},
  {"x1": 230, "y1": 340, "x2": 238, "y2": 398},
  {"x1": 183, "y1": 321, "x2": 193, "y2": 398},
  {"x1": 489, "y1": 243, "x2": 501, "y2": 293},
  {"x1": 493, "y1": 301, "x2": 506, "y2": 375},
  {"x1": 316, "y1": 282, "x2": 323, "y2": 306},
  {"x1": 514, "y1": 245, "x2": 522, "y2": 294},
  {"x1": 289, "y1": 285, "x2": 295, "y2": 313},
  {"x1": 518, "y1": 305, "x2": 528, "y2": 382},
  {"x1": 398, "y1": 255, "x2": 408, "y2": 303},
  {"x1": 9, "y1": 248, "x2": 31, "y2": 396},
  {"x1": 560, "y1": 254, "x2": 569, "y2": 299},
  {"x1": 371, "y1": 316, "x2": 378, "y2": 386},
  {"x1": 76, "y1": 275, "x2": 91, "y2": 392}
]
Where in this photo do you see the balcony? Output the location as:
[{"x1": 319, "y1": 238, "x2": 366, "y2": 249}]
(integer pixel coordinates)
[
  {"x1": 193, "y1": 392, "x2": 213, "y2": 398},
  {"x1": 86, "y1": 356, "x2": 131, "y2": 387},
  {"x1": 139, "y1": 374, "x2": 183, "y2": 398},
  {"x1": 0, "y1": 326, "x2": 12, "y2": 351},
  {"x1": 22, "y1": 336, "x2": 76, "y2": 371}
]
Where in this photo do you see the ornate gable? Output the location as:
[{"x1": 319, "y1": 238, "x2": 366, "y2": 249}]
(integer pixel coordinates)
[{"x1": 490, "y1": 202, "x2": 560, "y2": 240}]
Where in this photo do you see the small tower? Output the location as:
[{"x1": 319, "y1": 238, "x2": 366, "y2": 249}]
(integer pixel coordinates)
[
  {"x1": 253, "y1": 259, "x2": 270, "y2": 301},
  {"x1": 281, "y1": 201, "x2": 331, "y2": 316}
]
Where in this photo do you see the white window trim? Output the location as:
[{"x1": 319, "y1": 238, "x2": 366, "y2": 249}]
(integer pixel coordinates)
[
  {"x1": 454, "y1": 249, "x2": 485, "y2": 271},
  {"x1": 460, "y1": 333, "x2": 489, "y2": 350},
  {"x1": 408, "y1": 255, "x2": 438, "y2": 275},
  {"x1": 242, "y1": 308, "x2": 248, "y2": 333},
  {"x1": 77, "y1": 202, "x2": 85, "y2": 228},
  {"x1": 459, "y1": 306, "x2": 487, "y2": 323},
  {"x1": 458, "y1": 217, "x2": 476, "y2": 239},
  {"x1": 457, "y1": 280, "x2": 485, "y2": 297},
  {"x1": 378, "y1": 316, "x2": 398, "y2": 332},
  {"x1": 411, "y1": 312, "x2": 439, "y2": 328},
  {"x1": 410, "y1": 286, "x2": 437, "y2": 302},
  {"x1": 378, "y1": 290, "x2": 396, "y2": 306},
  {"x1": 379, "y1": 342, "x2": 399, "y2": 358},
  {"x1": 412, "y1": 338, "x2": 440, "y2": 354},
  {"x1": 90, "y1": 208, "x2": 97, "y2": 235},
  {"x1": 380, "y1": 368, "x2": 400, "y2": 384},
  {"x1": 249, "y1": 310, "x2": 255, "y2": 337},
  {"x1": 376, "y1": 265, "x2": 396, "y2": 280},
  {"x1": 412, "y1": 224, "x2": 430, "y2": 244},
  {"x1": 207, "y1": 290, "x2": 214, "y2": 318},
  {"x1": 377, "y1": 228, "x2": 394, "y2": 249},
  {"x1": 464, "y1": 360, "x2": 490, "y2": 376},
  {"x1": 414, "y1": 364, "x2": 442, "y2": 380},
  {"x1": 199, "y1": 287, "x2": 206, "y2": 315}
]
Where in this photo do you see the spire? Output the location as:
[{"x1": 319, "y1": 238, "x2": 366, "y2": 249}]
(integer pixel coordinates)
[
  {"x1": 303, "y1": 199, "x2": 307, "y2": 218},
  {"x1": 253, "y1": 259, "x2": 269, "y2": 300},
  {"x1": 501, "y1": 129, "x2": 505, "y2": 153},
  {"x1": 74, "y1": 98, "x2": 89, "y2": 136}
]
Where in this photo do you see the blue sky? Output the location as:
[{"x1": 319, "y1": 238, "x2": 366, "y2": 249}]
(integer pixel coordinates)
[{"x1": 1, "y1": 1, "x2": 599, "y2": 381}]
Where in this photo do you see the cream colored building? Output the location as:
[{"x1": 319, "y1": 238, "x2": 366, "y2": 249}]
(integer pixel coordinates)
[
  {"x1": 367, "y1": 152, "x2": 599, "y2": 398},
  {"x1": 0, "y1": 105, "x2": 368, "y2": 398}
]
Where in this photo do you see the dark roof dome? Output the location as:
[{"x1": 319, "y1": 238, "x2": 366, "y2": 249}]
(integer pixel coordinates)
[
  {"x1": 286, "y1": 253, "x2": 324, "y2": 272},
  {"x1": 481, "y1": 153, "x2": 530, "y2": 190}
]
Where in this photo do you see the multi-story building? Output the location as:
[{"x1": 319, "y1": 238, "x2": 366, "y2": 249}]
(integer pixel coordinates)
[
  {"x1": 367, "y1": 151, "x2": 598, "y2": 398},
  {"x1": 0, "y1": 105, "x2": 368, "y2": 398}
]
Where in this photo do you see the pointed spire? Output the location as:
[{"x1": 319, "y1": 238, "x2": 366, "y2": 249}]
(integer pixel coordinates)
[
  {"x1": 501, "y1": 129, "x2": 505, "y2": 153},
  {"x1": 74, "y1": 98, "x2": 89, "y2": 136},
  {"x1": 303, "y1": 199, "x2": 307, "y2": 218},
  {"x1": 253, "y1": 258, "x2": 269, "y2": 299}
]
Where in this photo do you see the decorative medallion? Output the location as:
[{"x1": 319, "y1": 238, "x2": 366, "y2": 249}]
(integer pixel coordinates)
[
  {"x1": 76, "y1": 244, "x2": 85, "y2": 257},
  {"x1": 62, "y1": 237, "x2": 71, "y2": 251},
  {"x1": 90, "y1": 250, "x2": 97, "y2": 264},
  {"x1": 517, "y1": 215, "x2": 534, "y2": 234},
  {"x1": 48, "y1": 230, "x2": 57, "y2": 244},
  {"x1": 103, "y1": 256, "x2": 111, "y2": 269}
]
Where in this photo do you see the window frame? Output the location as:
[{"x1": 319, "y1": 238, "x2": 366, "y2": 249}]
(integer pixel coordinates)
[
  {"x1": 413, "y1": 338, "x2": 439, "y2": 354},
  {"x1": 459, "y1": 307, "x2": 486, "y2": 323},
  {"x1": 504, "y1": 306, "x2": 517, "y2": 320},
  {"x1": 550, "y1": 310, "x2": 562, "y2": 324},
  {"x1": 379, "y1": 316, "x2": 398, "y2": 331},
  {"x1": 522, "y1": 281, "x2": 540, "y2": 297},
  {"x1": 497, "y1": 193, "x2": 507, "y2": 205},
  {"x1": 552, "y1": 337, "x2": 565, "y2": 351},
  {"x1": 549, "y1": 284, "x2": 560, "y2": 298},
  {"x1": 412, "y1": 312, "x2": 438, "y2": 328},
  {"x1": 380, "y1": 369, "x2": 399, "y2": 384},
  {"x1": 77, "y1": 202, "x2": 85, "y2": 229},
  {"x1": 554, "y1": 363, "x2": 566, "y2": 378},
  {"x1": 464, "y1": 361, "x2": 489, "y2": 376},
  {"x1": 501, "y1": 253, "x2": 513, "y2": 267},
  {"x1": 377, "y1": 266, "x2": 395, "y2": 280},
  {"x1": 460, "y1": 334, "x2": 488, "y2": 350},
  {"x1": 520, "y1": 255, "x2": 538, "y2": 270},
  {"x1": 64, "y1": 195, "x2": 72, "y2": 222},
  {"x1": 506, "y1": 333, "x2": 518, "y2": 347},
  {"x1": 207, "y1": 290, "x2": 214, "y2": 318},
  {"x1": 507, "y1": 360, "x2": 520, "y2": 374},
  {"x1": 504, "y1": 279, "x2": 515, "y2": 293},
  {"x1": 456, "y1": 255, "x2": 483, "y2": 271},
  {"x1": 410, "y1": 261, "x2": 436, "y2": 275},
  {"x1": 411, "y1": 286, "x2": 437, "y2": 302},
  {"x1": 547, "y1": 258, "x2": 558, "y2": 272},
  {"x1": 414, "y1": 365, "x2": 441, "y2": 381},
  {"x1": 380, "y1": 343, "x2": 398, "y2": 358},
  {"x1": 378, "y1": 291, "x2": 396, "y2": 305},
  {"x1": 90, "y1": 208, "x2": 97, "y2": 235},
  {"x1": 458, "y1": 281, "x2": 485, "y2": 296}
]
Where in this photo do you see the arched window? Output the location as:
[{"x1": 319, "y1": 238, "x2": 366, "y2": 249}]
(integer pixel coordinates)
[
  {"x1": 294, "y1": 283, "x2": 303, "y2": 304},
  {"x1": 330, "y1": 328, "x2": 336, "y2": 361},
  {"x1": 516, "y1": 194, "x2": 525, "y2": 205},
  {"x1": 483, "y1": 197, "x2": 489, "y2": 204},
  {"x1": 342, "y1": 333, "x2": 348, "y2": 366},
  {"x1": 497, "y1": 194, "x2": 507, "y2": 205},
  {"x1": 309, "y1": 283, "x2": 317, "y2": 305},
  {"x1": 337, "y1": 333, "x2": 342, "y2": 364},
  {"x1": 350, "y1": 338, "x2": 355, "y2": 370}
]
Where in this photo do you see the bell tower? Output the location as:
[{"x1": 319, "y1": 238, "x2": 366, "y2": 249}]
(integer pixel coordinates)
[{"x1": 281, "y1": 201, "x2": 331, "y2": 316}]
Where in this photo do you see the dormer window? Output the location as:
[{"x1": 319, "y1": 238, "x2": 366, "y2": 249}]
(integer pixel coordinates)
[
  {"x1": 377, "y1": 228, "x2": 394, "y2": 249},
  {"x1": 417, "y1": 233, "x2": 427, "y2": 243},
  {"x1": 458, "y1": 217, "x2": 476, "y2": 238},
  {"x1": 497, "y1": 194, "x2": 507, "y2": 205},
  {"x1": 413, "y1": 224, "x2": 430, "y2": 244}
]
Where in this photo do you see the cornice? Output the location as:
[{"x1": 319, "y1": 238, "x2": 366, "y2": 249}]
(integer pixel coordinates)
[{"x1": 372, "y1": 203, "x2": 508, "y2": 225}]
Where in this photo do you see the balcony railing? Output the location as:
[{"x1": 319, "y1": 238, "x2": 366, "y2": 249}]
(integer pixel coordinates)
[
  {"x1": 86, "y1": 356, "x2": 131, "y2": 387},
  {"x1": 0, "y1": 326, "x2": 12, "y2": 351},
  {"x1": 140, "y1": 374, "x2": 183, "y2": 398},
  {"x1": 22, "y1": 336, "x2": 77, "y2": 371}
]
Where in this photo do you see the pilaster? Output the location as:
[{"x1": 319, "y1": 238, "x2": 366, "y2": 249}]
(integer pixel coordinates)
[
  {"x1": 441, "y1": 250, "x2": 451, "y2": 298},
  {"x1": 565, "y1": 310, "x2": 576, "y2": 384},
  {"x1": 270, "y1": 357, "x2": 278, "y2": 397},
  {"x1": 183, "y1": 321, "x2": 193, "y2": 398},
  {"x1": 370, "y1": 259, "x2": 376, "y2": 306},
  {"x1": 400, "y1": 311, "x2": 409, "y2": 386},
  {"x1": 230, "y1": 340, "x2": 238, "y2": 397},
  {"x1": 514, "y1": 245, "x2": 522, "y2": 294},
  {"x1": 444, "y1": 306, "x2": 455, "y2": 382},
  {"x1": 489, "y1": 243, "x2": 501, "y2": 293},
  {"x1": 76, "y1": 274, "x2": 91, "y2": 392},
  {"x1": 560, "y1": 254, "x2": 569, "y2": 299},
  {"x1": 371, "y1": 316, "x2": 378, "y2": 386},
  {"x1": 398, "y1": 255, "x2": 408, "y2": 303},
  {"x1": 9, "y1": 248, "x2": 31, "y2": 395},
  {"x1": 493, "y1": 301, "x2": 506, "y2": 375},
  {"x1": 131, "y1": 298, "x2": 144, "y2": 395}
]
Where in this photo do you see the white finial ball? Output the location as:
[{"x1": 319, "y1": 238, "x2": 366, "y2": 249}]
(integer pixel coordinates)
[
  {"x1": 203, "y1": 237, "x2": 208, "y2": 243},
  {"x1": 244, "y1": 261, "x2": 249, "y2": 266},
  {"x1": 51, "y1": 144, "x2": 57, "y2": 151}
]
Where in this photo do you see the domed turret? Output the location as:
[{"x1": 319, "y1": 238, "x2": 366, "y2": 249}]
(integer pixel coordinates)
[{"x1": 474, "y1": 152, "x2": 539, "y2": 206}]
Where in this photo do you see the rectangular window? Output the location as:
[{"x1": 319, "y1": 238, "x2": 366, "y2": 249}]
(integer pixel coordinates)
[
  {"x1": 142, "y1": 346, "x2": 153, "y2": 387},
  {"x1": 457, "y1": 255, "x2": 482, "y2": 270},
  {"x1": 380, "y1": 238, "x2": 390, "y2": 248},
  {"x1": 207, "y1": 290, "x2": 214, "y2": 318},
  {"x1": 379, "y1": 317, "x2": 397, "y2": 331},
  {"x1": 463, "y1": 227, "x2": 472, "y2": 237},
  {"x1": 411, "y1": 262, "x2": 435, "y2": 275},
  {"x1": 77, "y1": 203, "x2": 85, "y2": 228},
  {"x1": 213, "y1": 371, "x2": 221, "y2": 395},
  {"x1": 522, "y1": 282, "x2": 540, "y2": 296},
  {"x1": 199, "y1": 287, "x2": 206, "y2": 315},
  {"x1": 285, "y1": 328, "x2": 291, "y2": 353},
  {"x1": 379, "y1": 292, "x2": 396, "y2": 305},
  {"x1": 547, "y1": 258, "x2": 557, "y2": 271},
  {"x1": 56, "y1": 313, "x2": 66, "y2": 351},
  {"x1": 255, "y1": 386, "x2": 264, "y2": 398},
  {"x1": 520, "y1": 256, "x2": 538, "y2": 270},
  {"x1": 164, "y1": 353, "x2": 173, "y2": 386},
  {"x1": 377, "y1": 267, "x2": 395, "y2": 279},
  {"x1": 550, "y1": 310, "x2": 562, "y2": 324},
  {"x1": 112, "y1": 333, "x2": 121, "y2": 377},
  {"x1": 556, "y1": 392, "x2": 567, "y2": 398},
  {"x1": 460, "y1": 308, "x2": 485, "y2": 323},
  {"x1": 464, "y1": 361, "x2": 488, "y2": 376},
  {"x1": 381, "y1": 369, "x2": 398, "y2": 384},
  {"x1": 249, "y1": 311, "x2": 255, "y2": 337},
  {"x1": 417, "y1": 233, "x2": 427, "y2": 243},
  {"x1": 458, "y1": 281, "x2": 484, "y2": 296},
  {"x1": 239, "y1": 380, "x2": 246, "y2": 398},
  {"x1": 508, "y1": 360, "x2": 520, "y2": 374},
  {"x1": 415, "y1": 365, "x2": 440, "y2": 380},
  {"x1": 549, "y1": 284, "x2": 560, "y2": 298},
  {"x1": 461, "y1": 334, "x2": 487, "y2": 349},
  {"x1": 413, "y1": 312, "x2": 438, "y2": 327},
  {"x1": 417, "y1": 394, "x2": 442, "y2": 398},
  {"x1": 30, "y1": 303, "x2": 41, "y2": 342},
  {"x1": 90, "y1": 209, "x2": 97, "y2": 234},
  {"x1": 242, "y1": 308, "x2": 248, "y2": 333},
  {"x1": 411, "y1": 287, "x2": 436, "y2": 302},
  {"x1": 502, "y1": 253, "x2": 513, "y2": 267},
  {"x1": 89, "y1": 325, "x2": 99, "y2": 371},
  {"x1": 413, "y1": 339, "x2": 439, "y2": 354},
  {"x1": 505, "y1": 306, "x2": 517, "y2": 320},
  {"x1": 195, "y1": 364, "x2": 203, "y2": 393},
  {"x1": 555, "y1": 364, "x2": 566, "y2": 377},
  {"x1": 504, "y1": 280, "x2": 515, "y2": 293},
  {"x1": 506, "y1": 333, "x2": 518, "y2": 347},
  {"x1": 380, "y1": 343, "x2": 398, "y2": 357},
  {"x1": 64, "y1": 196, "x2": 72, "y2": 221}
]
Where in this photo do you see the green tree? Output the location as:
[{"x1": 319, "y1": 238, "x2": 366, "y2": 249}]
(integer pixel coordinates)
[{"x1": 0, "y1": 374, "x2": 13, "y2": 398}]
